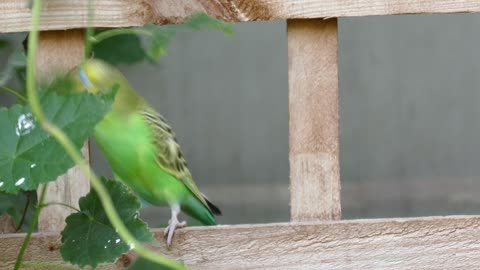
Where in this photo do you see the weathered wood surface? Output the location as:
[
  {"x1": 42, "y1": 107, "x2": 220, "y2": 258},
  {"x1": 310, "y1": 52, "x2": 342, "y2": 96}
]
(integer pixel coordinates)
[
  {"x1": 36, "y1": 30, "x2": 90, "y2": 232},
  {"x1": 1, "y1": 0, "x2": 480, "y2": 33},
  {"x1": 288, "y1": 19, "x2": 340, "y2": 222},
  {"x1": 1, "y1": 216, "x2": 480, "y2": 269},
  {"x1": 37, "y1": 143, "x2": 90, "y2": 231},
  {"x1": 0, "y1": 214, "x2": 16, "y2": 233},
  {"x1": 35, "y1": 30, "x2": 85, "y2": 85}
]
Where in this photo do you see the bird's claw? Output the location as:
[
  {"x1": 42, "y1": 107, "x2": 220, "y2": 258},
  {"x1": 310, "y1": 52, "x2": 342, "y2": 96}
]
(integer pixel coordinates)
[{"x1": 163, "y1": 218, "x2": 186, "y2": 247}]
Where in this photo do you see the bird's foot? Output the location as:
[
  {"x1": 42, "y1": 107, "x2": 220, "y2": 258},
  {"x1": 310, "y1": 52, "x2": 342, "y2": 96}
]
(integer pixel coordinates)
[{"x1": 163, "y1": 216, "x2": 187, "y2": 247}]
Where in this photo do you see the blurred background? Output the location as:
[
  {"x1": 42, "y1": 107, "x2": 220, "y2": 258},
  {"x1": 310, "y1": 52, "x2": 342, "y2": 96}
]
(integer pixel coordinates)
[{"x1": 2, "y1": 14, "x2": 480, "y2": 226}]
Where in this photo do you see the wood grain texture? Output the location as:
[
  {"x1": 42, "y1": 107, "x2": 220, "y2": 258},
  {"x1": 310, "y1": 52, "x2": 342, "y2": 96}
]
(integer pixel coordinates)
[
  {"x1": 0, "y1": 214, "x2": 16, "y2": 233},
  {"x1": 38, "y1": 143, "x2": 90, "y2": 232},
  {"x1": 288, "y1": 19, "x2": 340, "y2": 222},
  {"x1": 1, "y1": 0, "x2": 480, "y2": 33},
  {"x1": 36, "y1": 30, "x2": 90, "y2": 232},
  {"x1": 1, "y1": 216, "x2": 480, "y2": 269},
  {"x1": 35, "y1": 29, "x2": 85, "y2": 85}
]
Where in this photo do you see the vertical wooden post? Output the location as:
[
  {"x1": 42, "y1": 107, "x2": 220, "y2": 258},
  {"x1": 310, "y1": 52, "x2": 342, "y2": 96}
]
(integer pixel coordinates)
[
  {"x1": 35, "y1": 30, "x2": 90, "y2": 231},
  {"x1": 288, "y1": 19, "x2": 341, "y2": 222}
]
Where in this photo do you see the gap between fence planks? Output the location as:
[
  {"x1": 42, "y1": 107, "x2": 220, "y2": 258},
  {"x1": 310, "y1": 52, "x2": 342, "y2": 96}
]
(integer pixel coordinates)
[
  {"x1": 36, "y1": 30, "x2": 90, "y2": 232},
  {"x1": 0, "y1": 215, "x2": 479, "y2": 269},
  {"x1": 288, "y1": 19, "x2": 340, "y2": 222},
  {"x1": 1, "y1": 0, "x2": 480, "y2": 33}
]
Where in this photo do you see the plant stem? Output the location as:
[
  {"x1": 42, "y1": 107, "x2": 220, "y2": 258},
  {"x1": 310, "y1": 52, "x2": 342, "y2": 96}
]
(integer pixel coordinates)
[
  {"x1": 41, "y1": 202, "x2": 80, "y2": 212},
  {"x1": 14, "y1": 184, "x2": 47, "y2": 270},
  {"x1": 42, "y1": 122, "x2": 186, "y2": 270},
  {"x1": 0, "y1": 85, "x2": 28, "y2": 102},
  {"x1": 90, "y1": 28, "x2": 153, "y2": 44},
  {"x1": 24, "y1": 1, "x2": 185, "y2": 269},
  {"x1": 84, "y1": 0, "x2": 94, "y2": 59},
  {"x1": 15, "y1": 191, "x2": 31, "y2": 232},
  {"x1": 14, "y1": 2, "x2": 46, "y2": 268},
  {"x1": 25, "y1": 0, "x2": 45, "y2": 123},
  {"x1": 85, "y1": 28, "x2": 95, "y2": 59},
  {"x1": 22, "y1": 261, "x2": 80, "y2": 270}
]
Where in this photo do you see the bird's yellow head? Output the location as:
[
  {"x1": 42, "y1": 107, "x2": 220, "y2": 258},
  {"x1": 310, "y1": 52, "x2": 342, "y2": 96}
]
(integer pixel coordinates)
[{"x1": 77, "y1": 59, "x2": 123, "y2": 94}]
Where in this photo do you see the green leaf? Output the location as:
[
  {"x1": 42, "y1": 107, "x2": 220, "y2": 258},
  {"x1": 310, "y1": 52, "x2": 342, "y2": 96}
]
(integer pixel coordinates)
[
  {"x1": 0, "y1": 89, "x2": 115, "y2": 193},
  {"x1": 178, "y1": 13, "x2": 233, "y2": 35},
  {"x1": 60, "y1": 178, "x2": 153, "y2": 269},
  {"x1": 93, "y1": 32, "x2": 146, "y2": 65},
  {"x1": 91, "y1": 13, "x2": 233, "y2": 63},
  {"x1": 142, "y1": 25, "x2": 175, "y2": 60},
  {"x1": 143, "y1": 13, "x2": 233, "y2": 61},
  {"x1": 128, "y1": 257, "x2": 178, "y2": 270},
  {"x1": 0, "y1": 190, "x2": 37, "y2": 231},
  {"x1": 0, "y1": 39, "x2": 9, "y2": 49},
  {"x1": 0, "y1": 50, "x2": 27, "y2": 85}
]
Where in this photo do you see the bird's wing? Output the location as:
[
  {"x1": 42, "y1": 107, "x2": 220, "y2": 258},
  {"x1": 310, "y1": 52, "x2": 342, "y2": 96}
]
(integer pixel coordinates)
[{"x1": 139, "y1": 104, "x2": 211, "y2": 210}]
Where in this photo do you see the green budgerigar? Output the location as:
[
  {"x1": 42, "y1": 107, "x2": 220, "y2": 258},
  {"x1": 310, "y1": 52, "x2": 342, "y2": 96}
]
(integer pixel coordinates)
[{"x1": 73, "y1": 59, "x2": 221, "y2": 246}]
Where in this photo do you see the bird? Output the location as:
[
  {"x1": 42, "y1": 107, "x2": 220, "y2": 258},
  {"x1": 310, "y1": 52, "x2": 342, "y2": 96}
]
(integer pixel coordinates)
[{"x1": 71, "y1": 59, "x2": 221, "y2": 246}]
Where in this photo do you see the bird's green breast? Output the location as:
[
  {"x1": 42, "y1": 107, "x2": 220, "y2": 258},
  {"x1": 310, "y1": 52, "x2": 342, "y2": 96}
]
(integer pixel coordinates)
[{"x1": 93, "y1": 111, "x2": 190, "y2": 206}]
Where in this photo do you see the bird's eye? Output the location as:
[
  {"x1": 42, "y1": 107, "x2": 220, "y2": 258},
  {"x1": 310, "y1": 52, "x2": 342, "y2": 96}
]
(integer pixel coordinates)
[{"x1": 79, "y1": 69, "x2": 93, "y2": 88}]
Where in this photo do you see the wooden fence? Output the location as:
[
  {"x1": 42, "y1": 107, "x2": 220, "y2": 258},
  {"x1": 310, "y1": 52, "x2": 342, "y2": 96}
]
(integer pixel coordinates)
[{"x1": 1, "y1": 0, "x2": 480, "y2": 269}]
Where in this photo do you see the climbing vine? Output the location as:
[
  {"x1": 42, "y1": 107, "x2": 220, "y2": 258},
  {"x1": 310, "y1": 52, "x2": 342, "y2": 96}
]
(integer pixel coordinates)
[{"x1": 0, "y1": 1, "x2": 232, "y2": 269}]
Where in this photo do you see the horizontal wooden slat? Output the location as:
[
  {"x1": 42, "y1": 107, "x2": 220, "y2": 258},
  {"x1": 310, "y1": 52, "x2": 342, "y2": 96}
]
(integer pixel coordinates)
[
  {"x1": 1, "y1": 216, "x2": 480, "y2": 269},
  {"x1": 1, "y1": 0, "x2": 480, "y2": 33}
]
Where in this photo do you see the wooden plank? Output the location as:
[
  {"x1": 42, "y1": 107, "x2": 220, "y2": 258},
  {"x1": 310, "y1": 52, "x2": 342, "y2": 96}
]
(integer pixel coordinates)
[
  {"x1": 1, "y1": 216, "x2": 480, "y2": 269},
  {"x1": 287, "y1": 19, "x2": 340, "y2": 222},
  {"x1": 1, "y1": 0, "x2": 480, "y2": 33},
  {"x1": 35, "y1": 30, "x2": 90, "y2": 232}
]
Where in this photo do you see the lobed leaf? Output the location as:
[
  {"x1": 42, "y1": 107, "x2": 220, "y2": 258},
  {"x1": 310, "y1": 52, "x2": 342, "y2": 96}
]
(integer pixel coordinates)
[
  {"x1": 0, "y1": 89, "x2": 115, "y2": 193},
  {"x1": 60, "y1": 178, "x2": 153, "y2": 269}
]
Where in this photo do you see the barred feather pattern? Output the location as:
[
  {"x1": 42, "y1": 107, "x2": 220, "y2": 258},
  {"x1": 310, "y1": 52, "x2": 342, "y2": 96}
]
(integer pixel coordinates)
[
  {"x1": 138, "y1": 104, "x2": 211, "y2": 210},
  {"x1": 140, "y1": 106, "x2": 190, "y2": 176}
]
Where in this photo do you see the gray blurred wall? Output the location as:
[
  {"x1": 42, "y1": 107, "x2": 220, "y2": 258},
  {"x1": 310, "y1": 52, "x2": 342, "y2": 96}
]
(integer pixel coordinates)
[
  {"x1": 340, "y1": 14, "x2": 480, "y2": 218},
  {"x1": 2, "y1": 13, "x2": 480, "y2": 225}
]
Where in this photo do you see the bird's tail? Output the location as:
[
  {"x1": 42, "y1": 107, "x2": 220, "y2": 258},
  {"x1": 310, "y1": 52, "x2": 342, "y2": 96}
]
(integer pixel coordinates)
[
  {"x1": 204, "y1": 195, "x2": 222, "y2": 216},
  {"x1": 182, "y1": 194, "x2": 221, "y2": 225}
]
